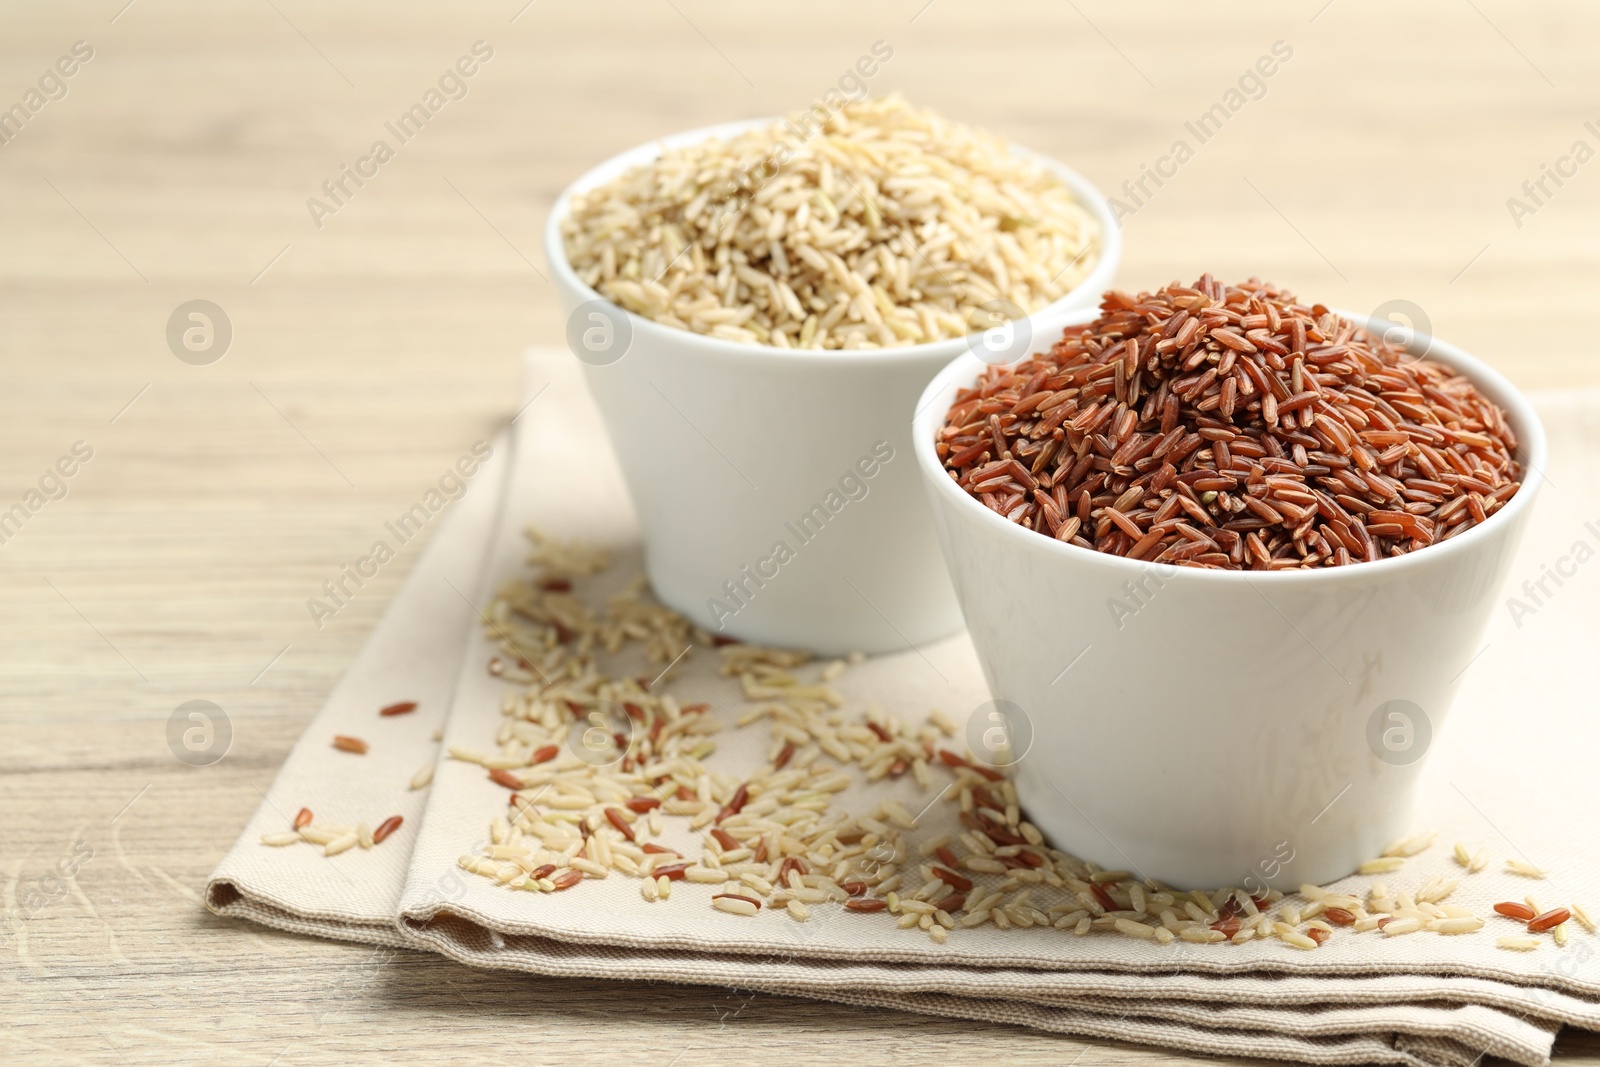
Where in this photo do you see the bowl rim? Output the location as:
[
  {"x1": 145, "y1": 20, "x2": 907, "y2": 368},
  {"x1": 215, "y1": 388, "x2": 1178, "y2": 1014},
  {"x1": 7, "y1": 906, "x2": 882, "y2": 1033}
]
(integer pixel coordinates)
[
  {"x1": 911, "y1": 305, "x2": 1549, "y2": 584},
  {"x1": 541, "y1": 114, "x2": 1122, "y2": 368}
]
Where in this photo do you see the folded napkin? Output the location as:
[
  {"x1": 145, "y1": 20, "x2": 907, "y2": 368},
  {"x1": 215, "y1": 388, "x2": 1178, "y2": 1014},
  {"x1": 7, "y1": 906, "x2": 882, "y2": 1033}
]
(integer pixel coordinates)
[{"x1": 208, "y1": 355, "x2": 1600, "y2": 1067}]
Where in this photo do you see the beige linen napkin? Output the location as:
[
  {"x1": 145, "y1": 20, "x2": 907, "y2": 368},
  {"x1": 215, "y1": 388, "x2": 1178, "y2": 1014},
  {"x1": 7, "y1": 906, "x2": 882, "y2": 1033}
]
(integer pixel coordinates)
[
  {"x1": 206, "y1": 424, "x2": 511, "y2": 947},
  {"x1": 211, "y1": 355, "x2": 1600, "y2": 1067}
]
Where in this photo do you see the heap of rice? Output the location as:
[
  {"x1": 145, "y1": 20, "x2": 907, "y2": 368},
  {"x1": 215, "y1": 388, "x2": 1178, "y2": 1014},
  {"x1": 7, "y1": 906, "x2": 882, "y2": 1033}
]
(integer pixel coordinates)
[{"x1": 561, "y1": 95, "x2": 1100, "y2": 350}]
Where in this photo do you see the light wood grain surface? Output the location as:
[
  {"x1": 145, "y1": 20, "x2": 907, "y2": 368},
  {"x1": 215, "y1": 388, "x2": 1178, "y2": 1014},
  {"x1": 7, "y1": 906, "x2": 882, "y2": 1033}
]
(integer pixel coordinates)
[{"x1": 3, "y1": 1, "x2": 1598, "y2": 1063}]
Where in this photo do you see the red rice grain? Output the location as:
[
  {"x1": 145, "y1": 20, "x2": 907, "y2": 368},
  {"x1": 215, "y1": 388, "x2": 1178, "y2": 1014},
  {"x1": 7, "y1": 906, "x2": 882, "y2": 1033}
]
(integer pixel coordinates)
[
  {"x1": 379, "y1": 701, "x2": 418, "y2": 716},
  {"x1": 372, "y1": 815, "x2": 403, "y2": 843},
  {"x1": 293, "y1": 807, "x2": 313, "y2": 829},
  {"x1": 1529, "y1": 908, "x2": 1571, "y2": 934},
  {"x1": 717, "y1": 783, "x2": 750, "y2": 823},
  {"x1": 332, "y1": 735, "x2": 369, "y2": 754},
  {"x1": 845, "y1": 898, "x2": 888, "y2": 912},
  {"x1": 605, "y1": 807, "x2": 637, "y2": 842}
]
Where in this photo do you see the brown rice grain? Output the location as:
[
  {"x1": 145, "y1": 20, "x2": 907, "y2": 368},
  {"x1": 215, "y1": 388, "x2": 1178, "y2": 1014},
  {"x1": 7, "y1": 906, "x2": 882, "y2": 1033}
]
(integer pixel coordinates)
[
  {"x1": 1281, "y1": 930, "x2": 1319, "y2": 950},
  {"x1": 712, "y1": 895, "x2": 759, "y2": 917},
  {"x1": 324, "y1": 832, "x2": 358, "y2": 856},
  {"x1": 1114, "y1": 918, "x2": 1157, "y2": 939},
  {"x1": 1383, "y1": 832, "x2": 1436, "y2": 858}
]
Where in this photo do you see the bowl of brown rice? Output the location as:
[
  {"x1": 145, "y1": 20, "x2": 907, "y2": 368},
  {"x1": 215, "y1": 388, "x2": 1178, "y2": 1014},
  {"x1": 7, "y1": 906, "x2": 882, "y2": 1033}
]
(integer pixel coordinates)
[
  {"x1": 912, "y1": 275, "x2": 1545, "y2": 889},
  {"x1": 545, "y1": 97, "x2": 1118, "y2": 654}
]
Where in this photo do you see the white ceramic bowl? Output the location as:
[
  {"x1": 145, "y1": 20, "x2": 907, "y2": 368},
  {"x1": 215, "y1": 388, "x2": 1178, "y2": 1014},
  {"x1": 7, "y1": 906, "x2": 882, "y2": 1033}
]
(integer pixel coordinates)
[
  {"x1": 913, "y1": 311, "x2": 1546, "y2": 889},
  {"x1": 545, "y1": 118, "x2": 1120, "y2": 655}
]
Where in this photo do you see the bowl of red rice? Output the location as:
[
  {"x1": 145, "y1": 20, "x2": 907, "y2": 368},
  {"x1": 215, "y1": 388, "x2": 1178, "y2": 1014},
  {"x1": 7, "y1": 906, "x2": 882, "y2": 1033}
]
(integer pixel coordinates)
[{"x1": 912, "y1": 275, "x2": 1545, "y2": 889}]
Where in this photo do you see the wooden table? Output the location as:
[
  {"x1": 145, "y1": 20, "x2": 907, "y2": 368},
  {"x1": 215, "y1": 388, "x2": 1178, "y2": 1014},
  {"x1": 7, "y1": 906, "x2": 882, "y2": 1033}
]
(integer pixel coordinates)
[{"x1": 3, "y1": 1, "x2": 1597, "y2": 1062}]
